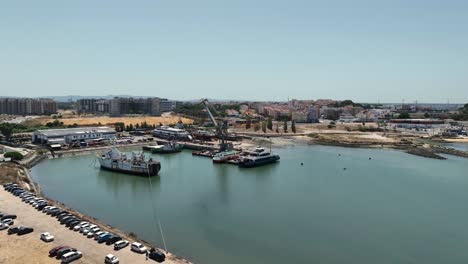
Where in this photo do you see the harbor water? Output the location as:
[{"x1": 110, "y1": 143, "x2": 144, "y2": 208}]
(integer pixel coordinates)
[{"x1": 31, "y1": 145, "x2": 468, "y2": 264}]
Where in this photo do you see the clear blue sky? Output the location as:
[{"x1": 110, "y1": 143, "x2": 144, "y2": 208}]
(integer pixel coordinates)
[{"x1": 1, "y1": 0, "x2": 467, "y2": 103}]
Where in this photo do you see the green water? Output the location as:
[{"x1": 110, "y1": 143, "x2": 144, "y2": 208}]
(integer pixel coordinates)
[{"x1": 31, "y1": 146, "x2": 468, "y2": 264}]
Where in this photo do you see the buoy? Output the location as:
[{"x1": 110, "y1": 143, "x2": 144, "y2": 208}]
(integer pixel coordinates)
[
  {"x1": 343, "y1": 168, "x2": 347, "y2": 170},
  {"x1": 369, "y1": 157, "x2": 372, "y2": 160},
  {"x1": 338, "y1": 154, "x2": 341, "y2": 156},
  {"x1": 301, "y1": 163, "x2": 303, "y2": 166}
]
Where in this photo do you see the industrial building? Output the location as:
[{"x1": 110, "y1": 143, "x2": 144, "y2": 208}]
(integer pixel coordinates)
[
  {"x1": 0, "y1": 98, "x2": 57, "y2": 115},
  {"x1": 32, "y1": 127, "x2": 116, "y2": 145}
]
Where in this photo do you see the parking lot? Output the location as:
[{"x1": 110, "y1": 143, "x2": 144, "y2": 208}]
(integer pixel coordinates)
[{"x1": 0, "y1": 187, "x2": 188, "y2": 264}]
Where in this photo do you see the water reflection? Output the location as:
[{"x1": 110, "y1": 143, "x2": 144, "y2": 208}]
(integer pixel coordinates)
[{"x1": 97, "y1": 169, "x2": 161, "y2": 200}]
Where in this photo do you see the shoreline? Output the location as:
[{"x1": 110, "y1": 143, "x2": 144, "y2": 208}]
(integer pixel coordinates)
[{"x1": 9, "y1": 144, "x2": 193, "y2": 264}]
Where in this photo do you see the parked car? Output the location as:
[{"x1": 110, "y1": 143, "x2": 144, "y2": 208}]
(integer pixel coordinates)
[
  {"x1": 56, "y1": 247, "x2": 77, "y2": 259},
  {"x1": 2, "y1": 219, "x2": 14, "y2": 226},
  {"x1": 67, "y1": 220, "x2": 81, "y2": 228},
  {"x1": 106, "y1": 235, "x2": 122, "y2": 245},
  {"x1": 148, "y1": 248, "x2": 166, "y2": 263},
  {"x1": 131, "y1": 242, "x2": 148, "y2": 253},
  {"x1": 61, "y1": 251, "x2": 82, "y2": 263},
  {"x1": 37, "y1": 203, "x2": 48, "y2": 210},
  {"x1": 86, "y1": 231, "x2": 95, "y2": 238},
  {"x1": 17, "y1": 227, "x2": 34, "y2": 235},
  {"x1": 113, "y1": 240, "x2": 129, "y2": 250},
  {"x1": 0, "y1": 223, "x2": 9, "y2": 230},
  {"x1": 41, "y1": 232, "x2": 54, "y2": 242},
  {"x1": 8, "y1": 226, "x2": 20, "y2": 235},
  {"x1": 64, "y1": 217, "x2": 78, "y2": 226},
  {"x1": 1, "y1": 214, "x2": 17, "y2": 220},
  {"x1": 98, "y1": 233, "x2": 113, "y2": 243},
  {"x1": 105, "y1": 254, "x2": 119, "y2": 264},
  {"x1": 49, "y1": 246, "x2": 68, "y2": 257},
  {"x1": 94, "y1": 231, "x2": 106, "y2": 240}
]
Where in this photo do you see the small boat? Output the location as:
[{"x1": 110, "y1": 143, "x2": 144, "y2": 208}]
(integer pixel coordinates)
[
  {"x1": 97, "y1": 147, "x2": 161, "y2": 176},
  {"x1": 142, "y1": 142, "x2": 183, "y2": 154},
  {"x1": 212, "y1": 150, "x2": 240, "y2": 163},
  {"x1": 238, "y1": 147, "x2": 280, "y2": 168}
]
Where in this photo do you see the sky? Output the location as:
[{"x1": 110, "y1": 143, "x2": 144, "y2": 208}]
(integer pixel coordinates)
[{"x1": 0, "y1": 0, "x2": 467, "y2": 103}]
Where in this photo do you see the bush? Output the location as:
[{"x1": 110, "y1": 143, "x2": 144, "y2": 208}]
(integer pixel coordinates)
[{"x1": 4, "y1": 151, "x2": 24, "y2": 161}]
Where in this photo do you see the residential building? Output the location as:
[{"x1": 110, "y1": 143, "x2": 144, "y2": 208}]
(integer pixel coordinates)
[
  {"x1": 109, "y1": 97, "x2": 169, "y2": 117},
  {"x1": 0, "y1": 98, "x2": 57, "y2": 115},
  {"x1": 306, "y1": 107, "x2": 320, "y2": 123}
]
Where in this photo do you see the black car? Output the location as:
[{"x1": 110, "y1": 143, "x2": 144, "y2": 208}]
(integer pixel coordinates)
[
  {"x1": 8, "y1": 226, "x2": 20, "y2": 235},
  {"x1": 68, "y1": 220, "x2": 81, "y2": 228},
  {"x1": 13, "y1": 190, "x2": 26, "y2": 196},
  {"x1": 63, "y1": 217, "x2": 78, "y2": 225},
  {"x1": 17, "y1": 227, "x2": 34, "y2": 235},
  {"x1": 37, "y1": 203, "x2": 48, "y2": 210},
  {"x1": 56, "y1": 247, "x2": 77, "y2": 259},
  {"x1": 1, "y1": 215, "x2": 17, "y2": 221},
  {"x1": 148, "y1": 248, "x2": 166, "y2": 263},
  {"x1": 56, "y1": 212, "x2": 70, "y2": 219},
  {"x1": 60, "y1": 215, "x2": 76, "y2": 224},
  {"x1": 105, "y1": 235, "x2": 122, "y2": 245},
  {"x1": 50, "y1": 209, "x2": 62, "y2": 216}
]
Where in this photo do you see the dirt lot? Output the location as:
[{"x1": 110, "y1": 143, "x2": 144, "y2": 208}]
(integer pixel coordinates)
[
  {"x1": 23, "y1": 115, "x2": 193, "y2": 127},
  {"x1": 0, "y1": 188, "x2": 189, "y2": 264},
  {"x1": 0, "y1": 163, "x2": 34, "y2": 191}
]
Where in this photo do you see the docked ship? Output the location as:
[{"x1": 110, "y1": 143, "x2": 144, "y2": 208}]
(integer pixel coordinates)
[
  {"x1": 97, "y1": 147, "x2": 161, "y2": 176},
  {"x1": 212, "y1": 150, "x2": 240, "y2": 163},
  {"x1": 143, "y1": 142, "x2": 184, "y2": 154},
  {"x1": 238, "y1": 147, "x2": 280, "y2": 168}
]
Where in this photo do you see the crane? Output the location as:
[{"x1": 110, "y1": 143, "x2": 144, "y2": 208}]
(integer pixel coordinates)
[{"x1": 201, "y1": 99, "x2": 230, "y2": 151}]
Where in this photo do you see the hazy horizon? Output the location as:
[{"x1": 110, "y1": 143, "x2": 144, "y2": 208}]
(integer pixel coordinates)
[{"x1": 1, "y1": 1, "x2": 467, "y2": 103}]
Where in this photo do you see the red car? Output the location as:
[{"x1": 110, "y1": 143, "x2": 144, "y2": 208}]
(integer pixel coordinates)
[{"x1": 49, "y1": 246, "x2": 68, "y2": 257}]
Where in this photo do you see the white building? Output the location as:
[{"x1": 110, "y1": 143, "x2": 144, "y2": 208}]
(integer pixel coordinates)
[{"x1": 32, "y1": 127, "x2": 116, "y2": 145}]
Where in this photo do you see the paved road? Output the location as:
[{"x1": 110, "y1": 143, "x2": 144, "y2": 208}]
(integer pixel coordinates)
[{"x1": 0, "y1": 188, "x2": 188, "y2": 264}]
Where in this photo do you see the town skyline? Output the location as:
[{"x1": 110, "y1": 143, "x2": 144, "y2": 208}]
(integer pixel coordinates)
[
  {"x1": 0, "y1": 94, "x2": 466, "y2": 105},
  {"x1": 1, "y1": 1, "x2": 468, "y2": 103}
]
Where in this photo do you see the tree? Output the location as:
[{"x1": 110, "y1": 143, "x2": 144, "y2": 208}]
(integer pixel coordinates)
[
  {"x1": 291, "y1": 120, "x2": 296, "y2": 133},
  {"x1": 398, "y1": 112, "x2": 410, "y2": 119},
  {"x1": 283, "y1": 121, "x2": 288, "y2": 133},
  {"x1": 262, "y1": 122, "x2": 267, "y2": 133},
  {"x1": 4, "y1": 151, "x2": 24, "y2": 161},
  {"x1": 135, "y1": 123, "x2": 140, "y2": 129},
  {"x1": 0, "y1": 125, "x2": 13, "y2": 138},
  {"x1": 254, "y1": 123, "x2": 261, "y2": 132},
  {"x1": 114, "y1": 122, "x2": 125, "y2": 132},
  {"x1": 267, "y1": 117, "x2": 273, "y2": 130},
  {"x1": 275, "y1": 124, "x2": 279, "y2": 133},
  {"x1": 424, "y1": 112, "x2": 430, "y2": 118},
  {"x1": 246, "y1": 119, "x2": 251, "y2": 130}
]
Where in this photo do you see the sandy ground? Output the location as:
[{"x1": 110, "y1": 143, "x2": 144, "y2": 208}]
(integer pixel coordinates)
[
  {"x1": 443, "y1": 138, "x2": 468, "y2": 143},
  {"x1": 0, "y1": 188, "x2": 189, "y2": 264},
  {"x1": 23, "y1": 115, "x2": 193, "y2": 127}
]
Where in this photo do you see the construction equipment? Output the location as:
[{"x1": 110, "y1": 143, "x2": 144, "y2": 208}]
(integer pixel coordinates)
[{"x1": 200, "y1": 99, "x2": 231, "y2": 151}]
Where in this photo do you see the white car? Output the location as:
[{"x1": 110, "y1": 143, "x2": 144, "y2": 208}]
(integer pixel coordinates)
[
  {"x1": 40, "y1": 232, "x2": 54, "y2": 242},
  {"x1": 61, "y1": 251, "x2": 82, "y2": 263},
  {"x1": 113, "y1": 240, "x2": 129, "y2": 250},
  {"x1": 0, "y1": 223, "x2": 9, "y2": 230},
  {"x1": 131, "y1": 242, "x2": 147, "y2": 253},
  {"x1": 94, "y1": 231, "x2": 105, "y2": 240},
  {"x1": 86, "y1": 232, "x2": 95, "y2": 238},
  {"x1": 2, "y1": 219, "x2": 14, "y2": 226},
  {"x1": 105, "y1": 254, "x2": 119, "y2": 264}
]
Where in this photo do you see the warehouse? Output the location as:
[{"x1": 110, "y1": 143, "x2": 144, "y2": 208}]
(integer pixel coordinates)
[{"x1": 32, "y1": 127, "x2": 116, "y2": 145}]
